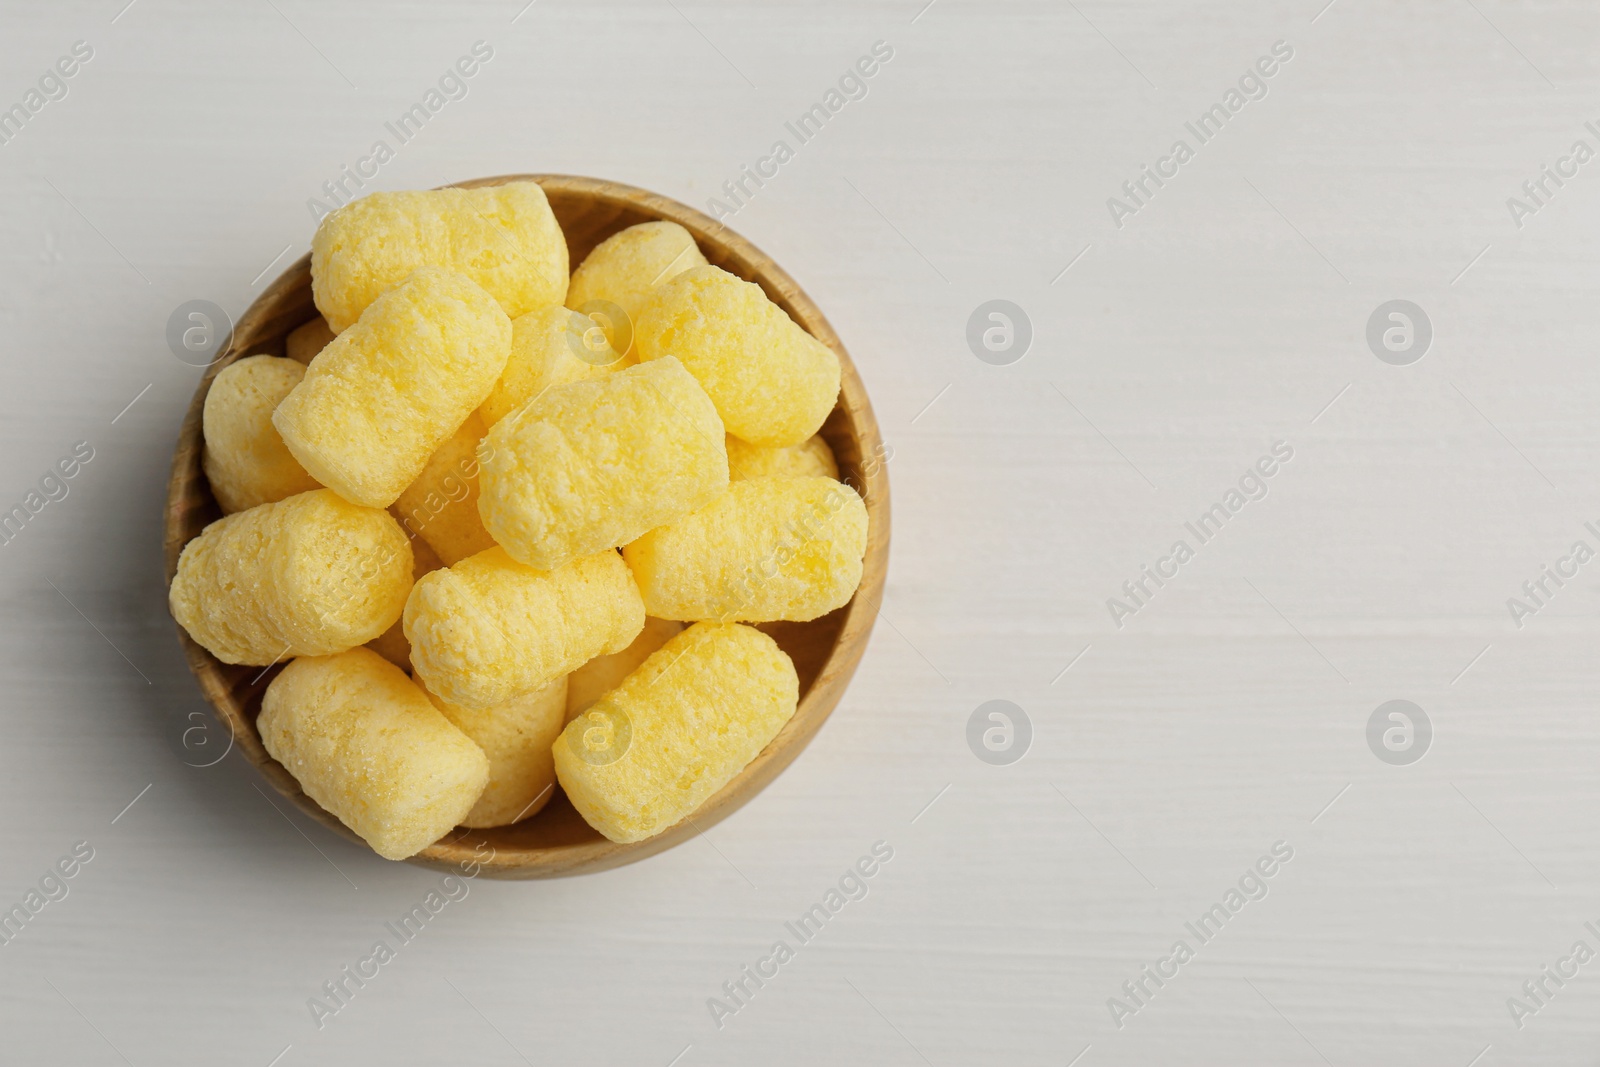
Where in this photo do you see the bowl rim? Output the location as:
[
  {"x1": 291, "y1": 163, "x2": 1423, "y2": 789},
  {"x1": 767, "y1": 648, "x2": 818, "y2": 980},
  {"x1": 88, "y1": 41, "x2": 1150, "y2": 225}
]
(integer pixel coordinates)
[{"x1": 163, "y1": 173, "x2": 891, "y2": 878}]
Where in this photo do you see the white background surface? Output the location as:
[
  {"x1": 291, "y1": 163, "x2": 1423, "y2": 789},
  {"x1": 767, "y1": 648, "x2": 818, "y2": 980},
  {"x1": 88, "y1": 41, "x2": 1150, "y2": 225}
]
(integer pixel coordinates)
[{"x1": 2, "y1": 0, "x2": 1598, "y2": 1063}]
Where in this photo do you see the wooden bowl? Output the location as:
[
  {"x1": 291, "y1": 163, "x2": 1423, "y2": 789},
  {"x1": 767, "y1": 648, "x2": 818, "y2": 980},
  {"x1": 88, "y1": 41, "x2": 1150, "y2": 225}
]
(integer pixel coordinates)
[{"x1": 162, "y1": 174, "x2": 889, "y2": 878}]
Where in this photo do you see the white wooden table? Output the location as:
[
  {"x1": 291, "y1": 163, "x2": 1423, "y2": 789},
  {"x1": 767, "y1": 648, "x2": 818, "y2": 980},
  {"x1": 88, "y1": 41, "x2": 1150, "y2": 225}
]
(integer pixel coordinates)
[{"x1": 1, "y1": 1, "x2": 1596, "y2": 1063}]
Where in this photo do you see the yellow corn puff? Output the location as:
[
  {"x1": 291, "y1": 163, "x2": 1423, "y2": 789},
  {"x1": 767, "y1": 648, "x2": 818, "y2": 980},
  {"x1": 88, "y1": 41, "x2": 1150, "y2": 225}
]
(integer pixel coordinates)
[
  {"x1": 565, "y1": 616, "x2": 683, "y2": 723},
  {"x1": 364, "y1": 617, "x2": 413, "y2": 673},
  {"x1": 554, "y1": 622, "x2": 798, "y2": 843},
  {"x1": 634, "y1": 265, "x2": 840, "y2": 447},
  {"x1": 201, "y1": 355, "x2": 321, "y2": 513},
  {"x1": 311, "y1": 181, "x2": 568, "y2": 333},
  {"x1": 285, "y1": 316, "x2": 335, "y2": 365},
  {"x1": 405, "y1": 547, "x2": 644, "y2": 710},
  {"x1": 273, "y1": 267, "x2": 512, "y2": 508},
  {"x1": 566, "y1": 221, "x2": 707, "y2": 351},
  {"x1": 170, "y1": 489, "x2": 412, "y2": 664},
  {"x1": 426, "y1": 676, "x2": 567, "y2": 828},
  {"x1": 478, "y1": 357, "x2": 728, "y2": 571},
  {"x1": 725, "y1": 433, "x2": 838, "y2": 482},
  {"x1": 478, "y1": 305, "x2": 620, "y2": 428},
  {"x1": 259, "y1": 648, "x2": 489, "y2": 860},
  {"x1": 366, "y1": 537, "x2": 444, "y2": 670},
  {"x1": 391, "y1": 411, "x2": 495, "y2": 565},
  {"x1": 624, "y1": 477, "x2": 867, "y2": 623}
]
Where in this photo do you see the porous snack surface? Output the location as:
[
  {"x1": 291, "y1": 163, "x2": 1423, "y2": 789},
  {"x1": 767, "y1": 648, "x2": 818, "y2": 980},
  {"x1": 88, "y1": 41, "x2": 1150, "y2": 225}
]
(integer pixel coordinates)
[
  {"x1": 554, "y1": 622, "x2": 799, "y2": 843},
  {"x1": 391, "y1": 410, "x2": 496, "y2": 565},
  {"x1": 404, "y1": 547, "x2": 645, "y2": 710},
  {"x1": 478, "y1": 305, "x2": 620, "y2": 428},
  {"x1": 311, "y1": 182, "x2": 568, "y2": 333},
  {"x1": 170, "y1": 489, "x2": 412, "y2": 664},
  {"x1": 566, "y1": 220, "x2": 708, "y2": 337},
  {"x1": 259, "y1": 648, "x2": 489, "y2": 860},
  {"x1": 478, "y1": 357, "x2": 728, "y2": 571},
  {"x1": 201, "y1": 355, "x2": 321, "y2": 513},
  {"x1": 625, "y1": 476, "x2": 867, "y2": 623},
  {"x1": 725, "y1": 432, "x2": 839, "y2": 482},
  {"x1": 565, "y1": 616, "x2": 683, "y2": 723},
  {"x1": 273, "y1": 267, "x2": 512, "y2": 508},
  {"x1": 634, "y1": 265, "x2": 841, "y2": 447},
  {"x1": 426, "y1": 676, "x2": 567, "y2": 828}
]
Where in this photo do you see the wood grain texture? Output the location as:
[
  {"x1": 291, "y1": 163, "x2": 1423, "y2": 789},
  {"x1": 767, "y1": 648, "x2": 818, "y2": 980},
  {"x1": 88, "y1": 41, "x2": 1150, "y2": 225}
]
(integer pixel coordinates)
[{"x1": 162, "y1": 174, "x2": 890, "y2": 878}]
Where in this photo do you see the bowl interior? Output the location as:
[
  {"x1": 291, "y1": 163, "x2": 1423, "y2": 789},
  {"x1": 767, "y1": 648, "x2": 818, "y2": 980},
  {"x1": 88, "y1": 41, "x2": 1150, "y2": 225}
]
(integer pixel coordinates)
[{"x1": 163, "y1": 175, "x2": 888, "y2": 878}]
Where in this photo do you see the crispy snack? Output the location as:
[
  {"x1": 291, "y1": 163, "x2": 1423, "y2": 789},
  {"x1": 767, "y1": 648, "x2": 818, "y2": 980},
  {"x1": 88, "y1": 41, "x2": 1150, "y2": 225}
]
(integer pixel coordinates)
[
  {"x1": 170, "y1": 489, "x2": 412, "y2": 665},
  {"x1": 624, "y1": 476, "x2": 866, "y2": 623},
  {"x1": 565, "y1": 616, "x2": 683, "y2": 723},
  {"x1": 478, "y1": 305, "x2": 621, "y2": 428},
  {"x1": 311, "y1": 181, "x2": 568, "y2": 333},
  {"x1": 285, "y1": 316, "x2": 335, "y2": 365},
  {"x1": 404, "y1": 547, "x2": 644, "y2": 710},
  {"x1": 391, "y1": 410, "x2": 496, "y2": 565},
  {"x1": 259, "y1": 648, "x2": 489, "y2": 860},
  {"x1": 478, "y1": 357, "x2": 728, "y2": 571},
  {"x1": 273, "y1": 267, "x2": 511, "y2": 508},
  {"x1": 633, "y1": 265, "x2": 840, "y2": 447},
  {"x1": 554, "y1": 623, "x2": 798, "y2": 843},
  {"x1": 725, "y1": 433, "x2": 838, "y2": 482},
  {"x1": 201, "y1": 355, "x2": 321, "y2": 513},
  {"x1": 426, "y1": 675, "x2": 568, "y2": 828},
  {"x1": 565, "y1": 221, "x2": 707, "y2": 354}
]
